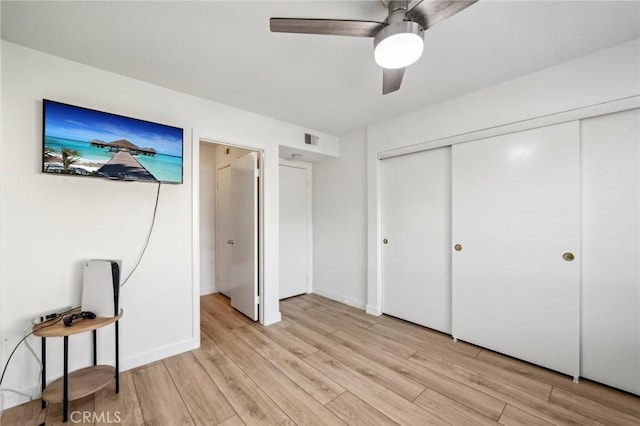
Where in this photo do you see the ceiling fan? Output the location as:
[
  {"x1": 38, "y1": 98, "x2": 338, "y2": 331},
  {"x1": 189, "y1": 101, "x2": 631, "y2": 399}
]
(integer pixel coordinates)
[{"x1": 270, "y1": 0, "x2": 478, "y2": 94}]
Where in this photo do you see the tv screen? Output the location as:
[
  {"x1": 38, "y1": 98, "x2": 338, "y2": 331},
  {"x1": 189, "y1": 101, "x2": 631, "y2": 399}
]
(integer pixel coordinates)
[{"x1": 43, "y1": 99, "x2": 183, "y2": 184}]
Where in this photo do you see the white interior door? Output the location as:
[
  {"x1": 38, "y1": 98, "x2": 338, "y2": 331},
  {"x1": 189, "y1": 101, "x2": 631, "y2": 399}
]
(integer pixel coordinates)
[
  {"x1": 215, "y1": 165, "x2": 232, "y2": 296},
  {"x1": 581, "y1": 108, "x2": 640, "y2": 394},
  {"x1": 229, "y1": 152, "x2": 259, "y2": 321},
  {"x1": 452, "y1": 122, "x2": 580, "y2": 377},
  {"x1": 381, "y1": 147, "x2": 452, "y2": 333},
  {"x1": 279, "y1": 164, "x2": 309, "y2": 299}
]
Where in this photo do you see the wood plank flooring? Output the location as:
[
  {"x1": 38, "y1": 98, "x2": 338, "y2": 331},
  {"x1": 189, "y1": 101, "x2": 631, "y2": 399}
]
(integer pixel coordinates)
[{"x1": 3, "y1": 293, "x2": 640, "y2": 425}]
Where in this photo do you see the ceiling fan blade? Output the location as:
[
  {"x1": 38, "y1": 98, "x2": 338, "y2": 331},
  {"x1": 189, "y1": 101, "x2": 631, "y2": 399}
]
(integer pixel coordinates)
[
  {"x1": 383, "y1": 68, "x2": 405, "y2": 95},
  {"x1": 270, "y1": 18, "x2": 386, "y2": 37},
  {"x1": 406, "y1": 0, "x2": 479, "y2": 30}
]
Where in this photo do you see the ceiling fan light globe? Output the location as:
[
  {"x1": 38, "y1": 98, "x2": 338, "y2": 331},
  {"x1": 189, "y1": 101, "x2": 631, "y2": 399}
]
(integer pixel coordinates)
[
  {"x1": 375, "y1": 33, "x2": 423, "y2": 69},
  {"x1": 374, "y1": 21, "x2": 424, "y2": 69}
]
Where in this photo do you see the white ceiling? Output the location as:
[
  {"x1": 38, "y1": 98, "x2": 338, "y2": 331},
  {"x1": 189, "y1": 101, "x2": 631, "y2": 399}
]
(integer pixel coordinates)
[{"x1": 2, "y1": 1, "x2": 639, "y2": 136}]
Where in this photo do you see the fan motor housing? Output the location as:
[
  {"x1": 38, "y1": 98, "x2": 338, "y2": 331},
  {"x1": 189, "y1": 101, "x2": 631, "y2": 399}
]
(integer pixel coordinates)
[{"x1": 374, "y1": 21, "x2": 424, "y2": 48}]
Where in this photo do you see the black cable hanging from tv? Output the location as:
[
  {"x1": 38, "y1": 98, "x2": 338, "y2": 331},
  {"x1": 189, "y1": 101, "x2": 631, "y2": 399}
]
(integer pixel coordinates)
[{"x1": 121, "y1": 181, "x2": 161, "y2": 287}]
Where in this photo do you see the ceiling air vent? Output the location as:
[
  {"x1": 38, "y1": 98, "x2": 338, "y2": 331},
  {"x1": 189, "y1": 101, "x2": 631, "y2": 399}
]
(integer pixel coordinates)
[{"x1": 304, "y1": 133, "x2": 319, "y2": 146}]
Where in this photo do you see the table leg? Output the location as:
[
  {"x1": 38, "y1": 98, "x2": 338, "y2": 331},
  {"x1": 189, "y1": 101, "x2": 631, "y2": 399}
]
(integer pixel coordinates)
[
  {"x1": 63, "y1": 335, "x2": 68, "y2": 423},
  {"x1": 41, "y1": 337, "x2": 46, "y2": 409},
  {"x1": 93, "y1": 329, "x2": 97, "y2": 366},
  {"x1": 115, "y1": 320, "x2": 120, "y2": 393}
]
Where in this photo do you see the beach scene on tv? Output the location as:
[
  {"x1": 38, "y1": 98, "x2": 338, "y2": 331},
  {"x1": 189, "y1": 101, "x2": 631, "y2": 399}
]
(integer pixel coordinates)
[{"x1": 43, "y1": 100, "x2": 183, "y2": 183}]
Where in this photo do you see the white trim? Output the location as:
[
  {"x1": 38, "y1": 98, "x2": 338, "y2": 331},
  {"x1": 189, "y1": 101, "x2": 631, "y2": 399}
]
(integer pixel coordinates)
[
  {"x1": 193, "y1": 131, "x2": 266, "y2": 325},
  {"x1": 373, "y1": 155, "x2": 383, "y2": 316},
  {"x1": 279, "y1": 159, "x2": 311, "y2": 168},
  {"x1": 279, "y1": 159, "x2": 314, "y2": 295},
  {"x1": 258, "y1": 150, "x2": 266, "y2": 324},
  {"x1": 378, "y1": 96, "x2": 640, "y2": 160},
  {"x1": 191, "y1": 130, "x2": 201, "y2": 348},
  {"x1": 200, "y1": 284, "x2": 216, "y2": 296},
  {"x1": 366, "y1": 304, "x2": 382, "y2": 316},
  {"x1": 121, "y1": 338, "x2": 197, "y2": 371},
  {"x1": 2, "y1": 385, "x2": 40, "y2": 411},
  {"x1": 263, "y1": 311, "x2": 281, "y2": 326},
  {"x1": 0, "y1": 36, "x2": 5, "y2": 415},
  {"x1": 312, "y1": 288, "x2": 365, "y2": 310}
]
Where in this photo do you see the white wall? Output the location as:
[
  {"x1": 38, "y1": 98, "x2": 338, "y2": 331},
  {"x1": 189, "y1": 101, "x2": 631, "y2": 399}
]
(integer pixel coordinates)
[
  {"x1": 199, "y1": 142, "x2": 216, "y2": 295},
  {"x1": 0, "y1": 41, "x2": 338, "y2": 409},
  {"x1": 214, "y1": 144, "x2": 253, "y2": 169},
  {"x1": 313, "y1": 129, "x2": 368, "y2": 308},
  {"x1": 365, "y1": 39, "x2": 640, "y2": 314}
]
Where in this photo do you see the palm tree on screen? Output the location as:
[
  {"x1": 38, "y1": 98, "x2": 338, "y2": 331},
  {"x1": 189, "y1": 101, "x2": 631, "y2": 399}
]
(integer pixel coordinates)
[{"x1": 61, "y1": 148, "x2": 81, "y2": 171}]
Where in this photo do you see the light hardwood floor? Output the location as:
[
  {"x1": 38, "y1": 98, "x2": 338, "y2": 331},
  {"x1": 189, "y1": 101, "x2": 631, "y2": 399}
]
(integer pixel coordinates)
[{"x1": 3, "y1": 293, "x2": 640, "y2": 425}]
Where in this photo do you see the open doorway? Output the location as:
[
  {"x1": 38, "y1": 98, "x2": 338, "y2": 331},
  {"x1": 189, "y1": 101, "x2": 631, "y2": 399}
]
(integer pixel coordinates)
[{"x1": 199, "y1": 141, "x2": 263, "y2": 322}]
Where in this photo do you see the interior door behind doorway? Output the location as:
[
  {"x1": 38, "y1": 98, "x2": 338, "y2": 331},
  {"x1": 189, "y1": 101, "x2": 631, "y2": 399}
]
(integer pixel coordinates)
[
  {"x1": 229, "y1": 152, "x2": 259, "y2": 321},
  {"x1": 215, "y1": 165, "x2": 232, "y2": 296},
  {"x1": 279, "y1": 164, "x2": 309, "y2": 299}
]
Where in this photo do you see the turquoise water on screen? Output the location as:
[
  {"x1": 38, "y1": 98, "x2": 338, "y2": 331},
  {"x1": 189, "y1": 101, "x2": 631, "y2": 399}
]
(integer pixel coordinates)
[{"x1": 44, "y1": 136, "x2": 182, "y2": 183}]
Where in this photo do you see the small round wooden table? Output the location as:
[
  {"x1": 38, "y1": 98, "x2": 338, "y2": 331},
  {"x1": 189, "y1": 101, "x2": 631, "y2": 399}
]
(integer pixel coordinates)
[{"x1": 33, "y1": 310, "x2": 123, "y2": 423}]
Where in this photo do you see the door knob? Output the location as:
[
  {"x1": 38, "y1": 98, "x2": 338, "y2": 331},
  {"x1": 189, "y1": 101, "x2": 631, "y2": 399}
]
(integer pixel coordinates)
[
  {"x1": 227, "y1": 240, "x2": 236, "y2": 245},
  {"x1": 383, "y1": 239, "x2": 388, "y2": 245},
  {"x1": 562, "y1": 252, "x2": 574, "y2": 261},
  {"x1": 454, "y1": 244, "x2": 462, "y2": 251}
]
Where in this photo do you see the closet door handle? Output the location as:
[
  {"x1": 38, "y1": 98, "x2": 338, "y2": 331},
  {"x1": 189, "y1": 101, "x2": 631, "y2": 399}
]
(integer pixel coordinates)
[
  {"x1": 562, "y1": 252, "x2": 574, "y2": 261},
  {"x1": 454, "y1": 244, "x2": 462, "y2": 252},
  {"x1": 227, "y1": 240, "x2": 236, "y2": 245}
]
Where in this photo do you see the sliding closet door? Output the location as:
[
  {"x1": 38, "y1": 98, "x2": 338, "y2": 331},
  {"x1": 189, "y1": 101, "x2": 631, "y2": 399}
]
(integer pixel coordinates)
[
  {"x1": 381, "y1": 147, "x2": 451, "y2": 333},
  {"x1": 581, "y1": 108, "x2": 639, "y2": 394},
  {"x1": 452, "y1": 122, "x2": 580, "y2": 377}
]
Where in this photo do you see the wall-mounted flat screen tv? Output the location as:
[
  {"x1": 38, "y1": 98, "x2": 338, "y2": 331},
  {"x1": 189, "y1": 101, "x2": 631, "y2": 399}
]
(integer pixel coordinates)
[{"x1": 43, "y1": 99, "x2": 183, "y2": 184}]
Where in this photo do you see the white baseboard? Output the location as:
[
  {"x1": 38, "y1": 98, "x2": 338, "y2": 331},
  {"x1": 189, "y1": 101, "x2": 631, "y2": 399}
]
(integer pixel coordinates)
[
  {"x1": 1, "y1": 384, "x2": 40, "y2": 413},
  {"x1": 366, "y1": 304, "x2": 382, "y2": 316},
  {"x1": 0, "y1": 338, "x2": 197, "y2": 411},
  {"x1": 200, "y1": 285, "x2": 217, "y2": 296},
  {"x1": 263, "y1": 311, "x2": 281, "y2": 326},
  {"x1": 312, "y1": 288, "x2": 366, "y2": 310},
  {"x1": 121, "y1": 338, "x2": 197, "y2": 372}
]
